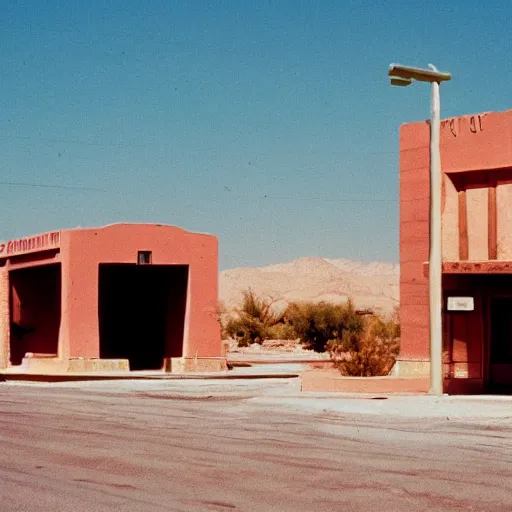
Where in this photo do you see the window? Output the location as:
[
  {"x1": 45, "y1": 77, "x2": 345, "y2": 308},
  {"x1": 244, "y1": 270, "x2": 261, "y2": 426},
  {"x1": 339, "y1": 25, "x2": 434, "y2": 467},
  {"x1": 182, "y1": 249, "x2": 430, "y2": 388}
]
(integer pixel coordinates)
[{"x1": 137, "y1": 251, "x2": 152, "y2": 265}]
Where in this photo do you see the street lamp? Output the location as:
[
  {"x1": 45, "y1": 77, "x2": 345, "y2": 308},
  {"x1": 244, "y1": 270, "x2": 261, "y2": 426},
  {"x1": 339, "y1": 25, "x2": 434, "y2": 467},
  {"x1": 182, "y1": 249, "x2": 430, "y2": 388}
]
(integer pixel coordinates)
[{"x1": 388, "y1": 63, "x2": 452, "y2": 396}]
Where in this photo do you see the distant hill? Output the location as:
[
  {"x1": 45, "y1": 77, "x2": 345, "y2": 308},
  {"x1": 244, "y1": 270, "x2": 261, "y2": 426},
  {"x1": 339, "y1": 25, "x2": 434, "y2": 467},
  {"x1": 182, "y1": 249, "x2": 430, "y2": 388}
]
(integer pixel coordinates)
[{"x1": 219, "y1": 257, "x2": 399, "y2": 316}]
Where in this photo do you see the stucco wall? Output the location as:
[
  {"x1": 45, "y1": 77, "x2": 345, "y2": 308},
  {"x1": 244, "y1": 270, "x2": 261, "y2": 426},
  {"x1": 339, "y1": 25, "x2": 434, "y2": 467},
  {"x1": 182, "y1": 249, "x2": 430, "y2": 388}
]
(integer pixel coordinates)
[
  {"x1": 439, "y1": 111, "x2": 512, "y2": 173},
  {"x1": 399, "y1": 124, "x2": 430, "y2": 359},
  {"x1": 400, "y1": 108, "x2": 512, "y2": 363}
]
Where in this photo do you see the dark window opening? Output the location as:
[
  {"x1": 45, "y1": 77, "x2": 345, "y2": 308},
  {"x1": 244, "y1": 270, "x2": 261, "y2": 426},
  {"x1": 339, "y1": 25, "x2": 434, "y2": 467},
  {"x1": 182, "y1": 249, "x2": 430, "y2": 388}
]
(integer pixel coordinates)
[{"x1": 137, "y1": 251, "x2": 152, "y2": 265}]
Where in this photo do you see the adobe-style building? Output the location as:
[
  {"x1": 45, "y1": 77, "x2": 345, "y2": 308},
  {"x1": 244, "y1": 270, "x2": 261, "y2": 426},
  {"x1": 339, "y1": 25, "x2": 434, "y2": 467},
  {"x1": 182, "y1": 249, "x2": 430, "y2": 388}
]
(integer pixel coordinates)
[
  {"x1": 0, "y1": 223, "x2": 225, "y2": 373},
  {"x1": 398, "y1": 108, "x2": 512, "y2": 393}
]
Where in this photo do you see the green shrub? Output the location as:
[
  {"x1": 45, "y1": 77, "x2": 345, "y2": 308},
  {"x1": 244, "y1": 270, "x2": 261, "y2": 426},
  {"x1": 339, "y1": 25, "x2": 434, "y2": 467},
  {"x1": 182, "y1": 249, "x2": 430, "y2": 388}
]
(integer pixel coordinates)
[{"x1": 285, "y1": 300, "x2": 364, "y2": 352}]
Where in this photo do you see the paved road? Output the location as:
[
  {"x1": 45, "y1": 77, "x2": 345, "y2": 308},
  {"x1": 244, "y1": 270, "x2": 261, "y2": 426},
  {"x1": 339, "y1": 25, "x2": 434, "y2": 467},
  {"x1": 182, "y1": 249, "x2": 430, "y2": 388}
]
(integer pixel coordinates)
[{"x1": 1, "y1": 382, "x2": 512, "y2": 511}]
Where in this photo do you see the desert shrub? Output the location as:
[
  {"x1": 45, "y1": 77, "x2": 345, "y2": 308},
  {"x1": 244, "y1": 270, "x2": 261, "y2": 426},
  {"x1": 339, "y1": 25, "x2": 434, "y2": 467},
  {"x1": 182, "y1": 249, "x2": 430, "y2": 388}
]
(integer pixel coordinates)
[
  {"x1": 267, "y1": 322, "x2": 297, "y2": 341},
  {"x1": 221, "y1": 290, "x2": 401, "y2": 374},
  {"x1": 223, "y1": 316, "x2": 268, "y2": 346},
  {"x1": 222, "y1": 289, "x2": 288, "y2": 346},
  {"x1": 285, "y1": 300, "x2": 364, "y2": 352},
  {"x1": 328, "y1": 315, "x2": 400, "y2": 376}
]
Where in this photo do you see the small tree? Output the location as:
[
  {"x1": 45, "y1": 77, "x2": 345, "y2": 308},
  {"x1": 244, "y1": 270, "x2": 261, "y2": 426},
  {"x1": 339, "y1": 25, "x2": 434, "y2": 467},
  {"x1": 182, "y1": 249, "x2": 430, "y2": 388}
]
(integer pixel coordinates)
[{"x1": 286, "y1": 300, "x2": 364, "y2": 352}]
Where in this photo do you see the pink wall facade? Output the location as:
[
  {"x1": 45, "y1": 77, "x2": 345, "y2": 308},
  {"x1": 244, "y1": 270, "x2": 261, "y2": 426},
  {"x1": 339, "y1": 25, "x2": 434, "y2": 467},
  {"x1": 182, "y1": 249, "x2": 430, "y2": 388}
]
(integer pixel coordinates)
[
  {"x1": 60, "y1": 224, "x2": 220, "y2": 360},
  {"x1": 0, "y1": 224, "x2": 222, "y2": 371},
  {"x1": 400, "y1": 109, "x2": 512, "y2": 388}
]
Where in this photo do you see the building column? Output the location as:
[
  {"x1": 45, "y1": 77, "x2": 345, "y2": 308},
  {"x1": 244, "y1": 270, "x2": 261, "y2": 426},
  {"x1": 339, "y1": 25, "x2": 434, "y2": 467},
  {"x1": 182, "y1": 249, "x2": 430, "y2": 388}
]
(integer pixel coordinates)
[
  {"x1": 488, "y1": 179, "x2": 497, "y2": 260},
  {"x1": 59, "y1": 257, "x2": 100, "y2": 360},
  {"x1": 458, "y1": 188, "x2": 469, "y2": 260}
]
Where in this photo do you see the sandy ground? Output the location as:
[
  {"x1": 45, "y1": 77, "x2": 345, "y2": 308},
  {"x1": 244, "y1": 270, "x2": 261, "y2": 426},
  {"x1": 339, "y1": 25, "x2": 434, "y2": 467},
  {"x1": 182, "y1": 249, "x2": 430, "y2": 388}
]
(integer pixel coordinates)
[{"x1": 1, "y1": 380, "x2": 512, "y2": 511}]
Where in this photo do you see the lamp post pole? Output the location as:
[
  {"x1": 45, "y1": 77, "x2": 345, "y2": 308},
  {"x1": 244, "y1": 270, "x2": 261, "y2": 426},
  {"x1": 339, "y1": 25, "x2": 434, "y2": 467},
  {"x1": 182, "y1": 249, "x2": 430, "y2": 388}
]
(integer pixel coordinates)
[
  {"x1": 388, "y1": 63, "x2": 451, "y2": 396},
  {"x1": 429, "y1": 76, "x2": 443, "y2": 395}
]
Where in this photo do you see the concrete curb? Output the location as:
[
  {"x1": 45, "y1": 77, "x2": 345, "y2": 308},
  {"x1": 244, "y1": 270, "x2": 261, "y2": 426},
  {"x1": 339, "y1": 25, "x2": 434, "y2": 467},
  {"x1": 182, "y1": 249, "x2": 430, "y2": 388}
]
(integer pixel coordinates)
[
  {"x1": 0, "y1": 372, "x2": 301, "y2": 383},
  {"x1": 229, "y1": 359, "x2": 331, "y2": 365}
]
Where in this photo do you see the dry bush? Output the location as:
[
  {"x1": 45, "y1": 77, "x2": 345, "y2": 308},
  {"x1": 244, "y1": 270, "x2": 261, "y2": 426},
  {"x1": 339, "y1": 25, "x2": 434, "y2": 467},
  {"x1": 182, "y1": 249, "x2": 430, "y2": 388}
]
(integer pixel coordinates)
[
  {"x1": 221, "y1": 290, "x2": 401, "y2": 375},
  {"x1": 222, "y1": 289, "x2": 291, "y2": 346},
  {"x1": 285, "y1": 299, "x2": 363, "y2": 352},
  {"x1": 327, "y1": 315, "x2": 400, "y2": 376},
  {"x1": 268, "y1": 322, "x2": 297, "y2": 341}
]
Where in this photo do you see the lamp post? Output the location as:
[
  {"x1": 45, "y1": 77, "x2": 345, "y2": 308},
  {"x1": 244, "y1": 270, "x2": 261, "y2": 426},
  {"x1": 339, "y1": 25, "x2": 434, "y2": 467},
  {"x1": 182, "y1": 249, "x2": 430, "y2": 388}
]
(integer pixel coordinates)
[{"x1": 388, "y1": 63, "x2": 452, "y2": 396}]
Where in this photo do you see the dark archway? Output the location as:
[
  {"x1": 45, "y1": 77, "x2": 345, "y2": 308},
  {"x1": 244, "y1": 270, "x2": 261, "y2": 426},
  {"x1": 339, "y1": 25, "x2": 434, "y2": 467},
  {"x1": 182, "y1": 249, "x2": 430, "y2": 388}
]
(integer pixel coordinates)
[
  {"x1": 98, "y1": 264, "x2": 188, "y2": 370},
  {"x1": 9, "y1": 264, "x2": 61, "y2": 365}
]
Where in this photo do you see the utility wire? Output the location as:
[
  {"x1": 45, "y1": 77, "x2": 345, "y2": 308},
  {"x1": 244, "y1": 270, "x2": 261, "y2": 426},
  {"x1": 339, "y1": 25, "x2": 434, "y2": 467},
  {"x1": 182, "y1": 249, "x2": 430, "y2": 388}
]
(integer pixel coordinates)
[
  {"x1": 261, "y1": 194, "x2": 396, "y2": 203},
  {"x1": 0, "y1": 133, "x2": 439, "y2": 155},
  {"x1": 0, "y1": 180, "x2": 397, "y2": 202},
  {"x1": 1, "y1": 133, "x2": 398, "y2": 154},
  {"x1": 0, "y1": 181, "x2": 103, "y2": 191},
  {"x1": 1, "y1": 134, "x2": 146, "y2": 149}
]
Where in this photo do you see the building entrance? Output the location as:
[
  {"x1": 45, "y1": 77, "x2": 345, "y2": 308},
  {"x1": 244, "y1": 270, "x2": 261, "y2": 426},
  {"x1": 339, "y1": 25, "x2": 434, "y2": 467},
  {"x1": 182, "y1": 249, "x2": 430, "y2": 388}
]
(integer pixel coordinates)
[{"x1": 98, "y1": 264, "x2": 188, "y2": 371}]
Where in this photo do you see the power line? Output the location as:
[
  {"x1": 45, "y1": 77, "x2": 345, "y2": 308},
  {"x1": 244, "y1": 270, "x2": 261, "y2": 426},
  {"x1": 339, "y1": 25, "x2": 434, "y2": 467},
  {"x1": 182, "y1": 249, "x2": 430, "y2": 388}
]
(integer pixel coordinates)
[
  {"x1": 261, "y1": 194, "x2": 396, "y2": 203},
  {"x1": 1, "y1": 132, "x2": 399, "y2": 154},
  {"x1": 0, "y1": 181, "x2": 398, "y2": 203},
  {"x1": 0, "y1": 181, "x2": 103, "y2": 191},
  {"x1": 0, "y1": 132, "x2": 439, "y2": 156},
  {"x1": 1, "y1": 134, "x2": 147, "y2": 149}
]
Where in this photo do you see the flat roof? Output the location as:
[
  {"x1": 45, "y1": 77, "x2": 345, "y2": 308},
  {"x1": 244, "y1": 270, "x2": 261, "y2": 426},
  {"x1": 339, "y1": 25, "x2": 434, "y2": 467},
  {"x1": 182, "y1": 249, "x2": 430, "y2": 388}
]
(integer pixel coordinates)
[{"x1": 0, "y1": 222, "x2": 214, "y2": 260}]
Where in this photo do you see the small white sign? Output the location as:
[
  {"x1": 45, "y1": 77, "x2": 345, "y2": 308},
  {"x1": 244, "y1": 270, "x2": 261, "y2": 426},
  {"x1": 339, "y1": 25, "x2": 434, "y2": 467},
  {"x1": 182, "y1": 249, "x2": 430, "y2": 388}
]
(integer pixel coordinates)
[{"x1": 447, "y1": 297, "x2": 474, "y2": 311}]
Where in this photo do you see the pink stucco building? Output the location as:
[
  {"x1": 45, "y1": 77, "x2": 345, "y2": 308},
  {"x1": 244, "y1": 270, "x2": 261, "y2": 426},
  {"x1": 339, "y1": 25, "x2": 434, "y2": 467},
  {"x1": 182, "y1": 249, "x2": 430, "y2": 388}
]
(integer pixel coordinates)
[
  {"x1": 399, "y1": 108, "x2": 512, "y2": 393},
  {"x1": 0, "y1": 223, "x2": 224, "y2": 373}
]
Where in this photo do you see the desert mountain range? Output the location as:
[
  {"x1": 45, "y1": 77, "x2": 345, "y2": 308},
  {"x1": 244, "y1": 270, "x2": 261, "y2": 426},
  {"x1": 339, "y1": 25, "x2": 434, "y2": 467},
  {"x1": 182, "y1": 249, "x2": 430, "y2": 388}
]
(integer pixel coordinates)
[{"x1": 219, "y1": 257, "x2": 399, "y2": 316}]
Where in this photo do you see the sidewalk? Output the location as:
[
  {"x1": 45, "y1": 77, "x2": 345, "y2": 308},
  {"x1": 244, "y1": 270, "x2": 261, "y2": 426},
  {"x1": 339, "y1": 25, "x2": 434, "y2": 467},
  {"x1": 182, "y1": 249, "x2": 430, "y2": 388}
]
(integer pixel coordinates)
[
  {"x1": 251, "y1": 393, "x2": 512, "y2": 420},
  {"x1": 0, "y1": 365, "x2": 428, "y2": 396},
  {"x1": 0, "y1": 366, "x2": 300, "y2": 382}
]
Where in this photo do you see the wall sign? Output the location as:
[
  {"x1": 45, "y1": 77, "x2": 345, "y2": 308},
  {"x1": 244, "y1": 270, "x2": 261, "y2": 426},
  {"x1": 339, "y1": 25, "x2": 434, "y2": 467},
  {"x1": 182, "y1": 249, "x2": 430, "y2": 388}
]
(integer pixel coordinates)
[
  {"x1": 441, "y1": 113, "x2": 487, "y2": 138},
  {"x1": 0, "y1": 231, "x2": 60, "y2": 257},
  {"x1": 447, "y1": 296, "x2": 474, "y2": 312}
]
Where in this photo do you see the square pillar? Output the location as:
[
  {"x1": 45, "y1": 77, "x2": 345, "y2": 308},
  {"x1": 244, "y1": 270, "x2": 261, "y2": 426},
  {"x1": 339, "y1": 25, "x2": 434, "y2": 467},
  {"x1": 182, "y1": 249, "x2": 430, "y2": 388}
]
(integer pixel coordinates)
[{"x1": 59, "y1": 257, "x2": 100, "y2": 360}]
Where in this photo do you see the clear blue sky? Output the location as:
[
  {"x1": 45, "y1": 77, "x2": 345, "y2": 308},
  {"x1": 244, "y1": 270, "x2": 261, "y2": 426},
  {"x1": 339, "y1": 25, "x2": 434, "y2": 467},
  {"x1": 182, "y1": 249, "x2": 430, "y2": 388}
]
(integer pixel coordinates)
[{"x1": 1, "y1": 1, "x2": 510, "y2": 269}]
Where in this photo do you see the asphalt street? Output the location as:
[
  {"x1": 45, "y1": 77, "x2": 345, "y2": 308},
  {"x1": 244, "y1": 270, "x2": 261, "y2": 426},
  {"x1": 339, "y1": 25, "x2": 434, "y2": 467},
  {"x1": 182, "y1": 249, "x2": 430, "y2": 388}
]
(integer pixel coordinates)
[{"x1": 1, "y1": 381, "x2": 512, "y2": 511}]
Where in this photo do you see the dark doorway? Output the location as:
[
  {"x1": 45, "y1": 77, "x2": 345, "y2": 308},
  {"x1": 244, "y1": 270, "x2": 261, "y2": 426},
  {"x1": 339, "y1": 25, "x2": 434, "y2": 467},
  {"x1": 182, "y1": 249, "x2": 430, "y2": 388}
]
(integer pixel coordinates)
[
  {"x1": 98, "y1": 264, "x2": 188, "y2": 371},
  {"x1": 489, "y1": 298, "x2": 512, "y2": 392},
  {"x1": 9, "y1": 264, "x2": 62, "y2": 365}
]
